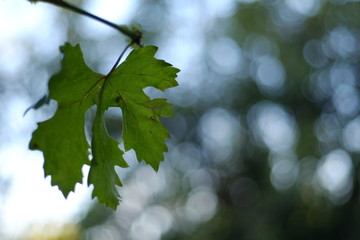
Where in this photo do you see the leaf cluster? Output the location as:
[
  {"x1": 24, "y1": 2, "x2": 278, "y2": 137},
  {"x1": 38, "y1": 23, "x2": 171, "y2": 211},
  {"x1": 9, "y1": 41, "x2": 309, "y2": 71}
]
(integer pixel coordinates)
[{"x1": 30, "y1": 43, "x2": 179, "y2": 209}]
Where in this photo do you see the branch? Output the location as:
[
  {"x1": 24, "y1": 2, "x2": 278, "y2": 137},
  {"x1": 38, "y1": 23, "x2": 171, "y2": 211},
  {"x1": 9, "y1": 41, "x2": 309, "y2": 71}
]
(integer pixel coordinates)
[{"x1": 29, "y1": 0, "x2": 142, "y2": 45}]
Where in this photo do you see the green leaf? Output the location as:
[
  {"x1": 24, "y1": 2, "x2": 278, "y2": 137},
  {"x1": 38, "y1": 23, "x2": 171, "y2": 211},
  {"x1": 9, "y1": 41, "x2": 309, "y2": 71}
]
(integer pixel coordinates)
[
  {"x1": 107, "y1": 46, "x2": 179, "y2": 170},
  {"x1": 30, "y1": 44, "x2": 102, "y2": 196},
  {"x1": 88, "y1": 108, "x2": 128, "y2": 210},
  {"x1": 30, "y1": 43, "x2": 179, "y2": 209}
]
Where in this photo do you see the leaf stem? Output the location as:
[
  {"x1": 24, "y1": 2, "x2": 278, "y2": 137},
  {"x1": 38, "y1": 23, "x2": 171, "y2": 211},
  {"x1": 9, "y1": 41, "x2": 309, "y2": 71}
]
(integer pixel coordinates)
[
  {"x1": 106, "y1": 42, "x2": 132, "y2": 77},
  {"x1": 32, "y1": 0, "x2": 142, "y2": 44}
]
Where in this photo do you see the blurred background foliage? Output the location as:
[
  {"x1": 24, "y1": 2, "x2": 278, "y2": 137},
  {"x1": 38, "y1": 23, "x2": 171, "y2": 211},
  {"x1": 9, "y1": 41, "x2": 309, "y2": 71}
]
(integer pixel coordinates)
[
  {"x1": 2, "y1": 0, "x2": 360, "y2": 239},
  {"x1": 79, "y1": 0, "x2": 360, "y2": 239}
]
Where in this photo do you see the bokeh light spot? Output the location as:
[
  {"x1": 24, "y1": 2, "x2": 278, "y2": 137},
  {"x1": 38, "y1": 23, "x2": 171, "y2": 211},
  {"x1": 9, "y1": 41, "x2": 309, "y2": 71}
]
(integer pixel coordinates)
[
  {"x1": 270, "y1": 152, "x2": 299, "y2": 191},
  {"x1": 317, "y1": 149, "x2": 353, "y2": 205},
  {"x1": 209, "y1": 37, "x2": 244, "y2": 76},
  {"x1": 303, "y1": 39, "x2": 328, "y2": 68},
  {"x1": 342, "y1": 117, "x2": 360, "y2": 152},
  {"x1": 185, "y1": 188, "x2": 218, "y2": 223},
  {"x1": 248, "y1": 102, "x2": 298, "y2": 152},
  {"x1": 199, "y1": 108, "x2": 243, "y2": 162},
  {"x1": 332, "y1": 84, "x2": 360, "y2": 117},
  {"x1": 254, "y1": 55, "x2": 286, "y2": 96},
  {"x1": 285, "y1": 0, "x2": 323, "y2": 17}
]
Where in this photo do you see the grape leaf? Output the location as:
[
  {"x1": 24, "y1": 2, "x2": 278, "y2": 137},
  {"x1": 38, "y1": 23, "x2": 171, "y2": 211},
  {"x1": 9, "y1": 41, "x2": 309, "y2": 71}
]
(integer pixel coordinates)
[{"x1": 30, "y1": 43, "x2": 179, "y2": 209}]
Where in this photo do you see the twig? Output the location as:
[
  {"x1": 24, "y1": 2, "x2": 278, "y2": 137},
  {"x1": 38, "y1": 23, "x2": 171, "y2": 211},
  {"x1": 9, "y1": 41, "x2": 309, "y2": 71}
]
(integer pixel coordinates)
[{"x1": 29, "y1": 0, "x2": 142, "y2": 45}]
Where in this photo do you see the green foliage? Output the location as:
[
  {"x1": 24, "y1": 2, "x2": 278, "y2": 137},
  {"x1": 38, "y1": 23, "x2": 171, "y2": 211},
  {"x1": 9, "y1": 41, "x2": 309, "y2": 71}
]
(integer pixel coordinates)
[{"x1": 30, "y1": 43, "x2": 179, "y2": 209}]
